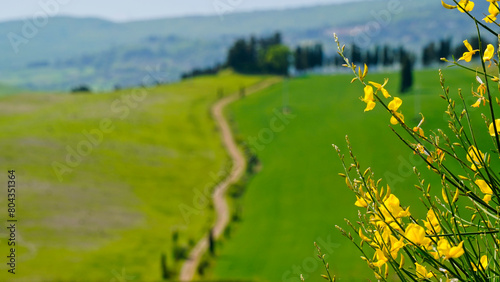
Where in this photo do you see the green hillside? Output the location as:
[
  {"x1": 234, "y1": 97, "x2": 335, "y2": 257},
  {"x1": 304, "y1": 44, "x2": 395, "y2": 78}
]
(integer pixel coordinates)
[
  {"x1": 0, "y1": 71, "x2": 267, "y2": 281},
  {"x1": 210, "y1": 68, "x2": 494, "y2": 281}
]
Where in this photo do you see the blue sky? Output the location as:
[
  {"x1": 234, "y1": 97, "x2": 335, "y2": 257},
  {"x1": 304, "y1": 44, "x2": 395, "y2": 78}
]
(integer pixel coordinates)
[{"x1": 2, "y1": 0, "x2": 357, "y2": 22}]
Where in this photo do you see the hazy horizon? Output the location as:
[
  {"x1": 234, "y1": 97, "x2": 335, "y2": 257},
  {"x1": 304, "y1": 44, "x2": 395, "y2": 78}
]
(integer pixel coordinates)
[{"x1": 1, "y1": 0, "x2": 361, "y2": 23}]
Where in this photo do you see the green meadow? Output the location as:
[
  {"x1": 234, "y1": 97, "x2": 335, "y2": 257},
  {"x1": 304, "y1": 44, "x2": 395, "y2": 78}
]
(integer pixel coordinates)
[
  {"x1": 0, "y1": 71, "x2": 266, "y2": 281},
  {"x1": 211, "y1": 68, "x2": 496, "y2": 281},
  {"x1": 0, "y1": 65, "x2": 496, "y2": 281}
]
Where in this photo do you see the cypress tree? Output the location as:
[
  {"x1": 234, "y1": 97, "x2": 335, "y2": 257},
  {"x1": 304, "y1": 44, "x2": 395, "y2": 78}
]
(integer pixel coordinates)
[
  {"x1": 400, "y1": 50, "x2": 414, "y2": 93},
  {"x1": 209, "y1": 229, "x2": 215, "y2": 256}
]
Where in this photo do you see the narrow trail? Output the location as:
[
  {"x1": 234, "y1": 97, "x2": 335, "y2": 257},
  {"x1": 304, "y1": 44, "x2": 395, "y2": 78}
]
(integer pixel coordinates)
[{"x1": 179, "y1": 77, "x2": 282, "y2": 281}]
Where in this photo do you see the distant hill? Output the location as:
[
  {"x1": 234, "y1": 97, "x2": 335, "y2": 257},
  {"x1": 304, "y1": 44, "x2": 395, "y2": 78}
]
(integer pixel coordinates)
[
  {"x1": 0, "y1": 0, "x2": 490, "y2": 91},
  {"x1": 0, "y1": 83, "x2": 24, "y2": 96}
]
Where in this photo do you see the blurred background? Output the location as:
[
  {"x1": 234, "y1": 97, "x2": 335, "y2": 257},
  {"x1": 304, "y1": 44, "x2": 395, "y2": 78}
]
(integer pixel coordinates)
[{"x1": 0, "y1": 0, "x2": 494, "y2": 281}]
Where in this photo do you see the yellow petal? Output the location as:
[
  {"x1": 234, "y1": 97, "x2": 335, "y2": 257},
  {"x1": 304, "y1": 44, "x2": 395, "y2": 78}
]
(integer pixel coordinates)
[
  {"x1": 488, "y1": 119, "x2": 500, "y2": 136},
  {"x1": 388, "y1": 97, "x2": 402, "y2": 111},
  {"x1": 438, "y1": 239, "x2": 465, "y2": 259},
  {"x1": 480, "y1": 255, "x2": 488, "y2": 269},
  {"x1": 363, "y1": 85, "x2": 373, "y2": 102},
  {"x1": 489, "y1": 2, "x2": 499, "y2": 15},
  {"x1": 463, "y1": 39, "x2": 473, "y2": 52},
  {"x1": 368, "y1": 81, "x2": 382, "y2": 88},
  {"x1": 458, "y1": 0, "x2": 474, "y2": 13},
  {"x1": 441, "y1": 0, "x2": 457, "y2": 9},
  {"x1": 415, "y1": 263, "x2": 434, "y2": 279},
  {"x1": 467, "y1": 145, "x2": 484, "y2": 167},
  {"x1": 359, "y1": 228, "x2": 371, "y2": 242},
  {"x1": 476, "y1": 179, "x2": 493, "y2": 194},
  {"x1": 381, "y1": 88, "x2": 391, "y2": 98},
  {"x1": 390, "y1": 112, "x2": 404, "y2": 125},
  {"x1": 484, "y1": 14, "x2": 497, "y2": 23},
  {"x1": 449, "y1": 241, "x2": 465, "y2": 258},
  {"x1": 368, "y1": 80, "x2": 391, "y2": 98},
  {"x1": 483, "y1": 44, "x2": 495, "y2": 62},
  {"x1": 413, "y1": 127, "x2": 424, "y2": 137},
  {"x1": 355, "y1": 196, "x2": 368, "y2": 207},
  {"x1": 483, "y1": 194, "x2": 492, "y2": 204},
  {"x1": 471, "y1": 98, "x2": 481, "y2": 108},
  {"x1": 405, "y1": 224, "x2": 431, "y2": 247},
  {"x1": 430, "y1": 251, "x2": 440, "y2": 260},
  {"x1": 442, "y1": 187, "x2": 449, "y2": 204},
  {"x1": 364, "y1": 100, "x2": 376, "y2": 112},
  {"x1": 399, "y1": 254, "x2": 405, "y2": 269},
  {"x1": 452, "y1": 188, "x2": 460, "y2": 203}
]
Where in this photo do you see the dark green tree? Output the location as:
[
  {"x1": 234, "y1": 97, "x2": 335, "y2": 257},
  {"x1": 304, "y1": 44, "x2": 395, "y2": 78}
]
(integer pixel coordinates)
[
  {"x1": 382, "y1": 45, "x2": 394, "y2": 66},
  {"x1": 264, "y1": 45, "x2": 291, "y2": 75},
  {"x1": 294, "y1": 46, "x2": 307, "y2": 70},
  {"x1": 437, "y1": 37, "x2": 452, "y2": 62},
  {"x1": 161, "y1": 253, "x2": 169, "y2": 280},
  {"x1": 227, "y1": 39, "x2": 256, "y2": 73},
  {"x1": 400, "y1": 50, "x2": 414, "y2": 93},
  {"x1": 422, "y1": 42, "x2": 437, "y2": 66},
  {"x1": 209, "y1": 229, "x2": 215, "y2": 256},
  {"x1": 350, "y1": 43, "x2": 362, "y2": 64},
  {"x1": 294, "y1": 43, "x2": 323, "y2": 71}
]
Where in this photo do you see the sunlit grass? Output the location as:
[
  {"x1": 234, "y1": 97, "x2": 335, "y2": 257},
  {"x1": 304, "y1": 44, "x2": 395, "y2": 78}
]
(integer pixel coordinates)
[{"x1": 0, "y1": 71, "x2": 266, "y2": 281}]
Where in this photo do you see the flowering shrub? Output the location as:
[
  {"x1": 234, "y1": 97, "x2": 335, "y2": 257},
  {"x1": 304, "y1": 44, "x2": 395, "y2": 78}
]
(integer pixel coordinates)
[{"x1": 312, "y1": 1, "x2": 500, "y2": 281}]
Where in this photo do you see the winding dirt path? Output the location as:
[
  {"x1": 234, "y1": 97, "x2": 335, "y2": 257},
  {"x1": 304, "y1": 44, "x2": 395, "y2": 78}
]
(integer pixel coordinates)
[{"x1": 179, "y1": 77, "x2": 281, "y2": 281}]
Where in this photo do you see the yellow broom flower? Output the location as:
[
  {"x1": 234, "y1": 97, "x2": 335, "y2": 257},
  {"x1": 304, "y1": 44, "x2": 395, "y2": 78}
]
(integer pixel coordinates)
[
  {"x1": 489, "y1": 119, "x2": 500, "y2": 136},
  {"x1": 437, "y1": 239, "x2": 465, "y2": 259},
  {"x1": 458, "y1": 40, "x2": 479, "y2": 62}
]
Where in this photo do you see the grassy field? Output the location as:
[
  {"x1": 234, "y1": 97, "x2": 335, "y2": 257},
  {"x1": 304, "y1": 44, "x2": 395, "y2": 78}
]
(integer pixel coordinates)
[
  {"x1": 0, "y1": 71, "x2": 266, "y2": 281},
  {"x1": 211, "y1": 68, "x2": 497, "y2": 281}
]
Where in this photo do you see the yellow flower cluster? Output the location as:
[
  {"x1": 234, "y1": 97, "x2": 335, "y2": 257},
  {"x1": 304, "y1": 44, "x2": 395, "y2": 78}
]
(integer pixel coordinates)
[
  {"x1": 355, "y1": 188, "x2": 409, "y2": 275},
  {"x1": 485, "y1": 0, "x2": 500, "y2": 22},
  {"x1": 441, "y1": 0, "x2": 475, "y2": 13},
  {"x1": 475, "y1": 179, "x2": 493, "y2": 204},
  {"x1": 352, "y1": 177, "x2": 470, "y2": 279},
  {"x1": 458, "y1": 40, "x2": 479, "y2": 62},
  {"x1": 333, "y1": 1, "x2": 500, "y2": 275},
  {"x1": 489, "y1": 119, "x2": 500, "y2": 136},
  {"x1": 357, "y1": 66, "x2": 405, "y2": 125},
  {"x1": 466, "y1": 145, "x2": 485, "y2": 171},
  {"x1": 471, "y1": 76, "x2": 486, "y2": 108},
  {"x1": 455, "y1": 24, "x2": 496, "y2": 65}
]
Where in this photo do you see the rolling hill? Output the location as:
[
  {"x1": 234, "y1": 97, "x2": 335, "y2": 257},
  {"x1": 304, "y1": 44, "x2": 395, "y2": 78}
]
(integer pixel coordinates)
[{"x1": 0, "y1": 71, "x2": 268, "y2": 281}]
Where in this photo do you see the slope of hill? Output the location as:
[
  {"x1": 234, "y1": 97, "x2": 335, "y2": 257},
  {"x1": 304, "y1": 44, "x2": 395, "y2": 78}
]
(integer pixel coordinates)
[
  {"x1": 0, "y1": 71, "x2": 267, "y2": 281},
  {"x1": 0, "y1": 0, "x2": 489, "y2": 91}
]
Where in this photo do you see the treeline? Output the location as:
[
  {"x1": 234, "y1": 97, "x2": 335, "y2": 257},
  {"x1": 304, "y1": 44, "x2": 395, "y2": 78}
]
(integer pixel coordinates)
[
  {"x1": 182, "y1": 32, "x2": 325, "y2": 78},
  {"x1": 294, "y1": 43, "x2": 324, "y2": 71},
  {"x1": 226, "y1": 32, "x2": 289, "y2": 75},
  {"x1": 328, "y1": 37, "x2": 488, "y2": 69},
  {"x1": 422, "y1": 39, "x2": 452, "y2": 66},
  {"x1": 180, "y1": 31, "x2": 487, "y2": 86},
  {"x1": 226, "y1": 33, "x2": 325, "y2": 74},
  {"x1": 181, "y1": 63, "x2": 224, "y2": 80},
  {"x1": 423, "y1": 36, "x2": 490, "y2": 65},
  {"x1": 329, "y1": 43, "x2": 416, "y2": 69},
  {"x1": 327, "y1": 44, "x2": 416, "y2": 93}
]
